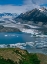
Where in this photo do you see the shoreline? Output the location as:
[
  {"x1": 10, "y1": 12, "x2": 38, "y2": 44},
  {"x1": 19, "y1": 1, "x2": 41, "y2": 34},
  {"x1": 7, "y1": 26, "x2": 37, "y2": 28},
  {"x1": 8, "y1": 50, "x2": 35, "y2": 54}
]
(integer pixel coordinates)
[{"x1": 0, "y1": 44, "x2": 47, "y2": 55}]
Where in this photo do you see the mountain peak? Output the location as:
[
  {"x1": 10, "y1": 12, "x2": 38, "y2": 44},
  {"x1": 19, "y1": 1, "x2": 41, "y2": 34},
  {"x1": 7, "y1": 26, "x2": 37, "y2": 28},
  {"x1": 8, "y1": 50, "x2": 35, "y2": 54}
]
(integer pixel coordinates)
[
  {"x1": 39, "y1": 7, "x2": 47, "y2": 12},
  {"x1": 15, "y1": 8, "x2": 47, "y2": 25}
]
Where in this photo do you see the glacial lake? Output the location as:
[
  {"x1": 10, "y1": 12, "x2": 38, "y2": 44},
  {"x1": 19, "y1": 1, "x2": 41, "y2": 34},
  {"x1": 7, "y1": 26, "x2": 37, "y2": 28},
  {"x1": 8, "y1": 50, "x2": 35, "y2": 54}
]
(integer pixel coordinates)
[
  {"x1": 0, "y1": 32, "x2": 47, "y2": 55},
  {"x1": 0, "y1": 32, "x2": 33, "y2": 44},
  {"x1": 0, "y1": 32, "x2": 47, "y2": 44}
]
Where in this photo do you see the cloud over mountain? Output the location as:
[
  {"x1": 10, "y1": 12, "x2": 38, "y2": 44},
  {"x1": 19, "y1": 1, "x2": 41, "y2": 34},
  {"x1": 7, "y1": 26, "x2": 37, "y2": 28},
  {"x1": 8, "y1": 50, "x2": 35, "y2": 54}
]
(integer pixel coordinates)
[{"x1": 0, "y1": 0, "x2": 47, "y2": 14}]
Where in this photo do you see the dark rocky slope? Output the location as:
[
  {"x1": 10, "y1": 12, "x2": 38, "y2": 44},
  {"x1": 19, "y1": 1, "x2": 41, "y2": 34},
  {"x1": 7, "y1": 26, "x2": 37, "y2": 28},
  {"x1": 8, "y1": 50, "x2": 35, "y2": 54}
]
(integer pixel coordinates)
[
  {"x1": 0, "y1": 25, "x2": 21, "y2": 32},
  {"x1": 15, "y1": 8, "x2": 47, "y2": 25}
]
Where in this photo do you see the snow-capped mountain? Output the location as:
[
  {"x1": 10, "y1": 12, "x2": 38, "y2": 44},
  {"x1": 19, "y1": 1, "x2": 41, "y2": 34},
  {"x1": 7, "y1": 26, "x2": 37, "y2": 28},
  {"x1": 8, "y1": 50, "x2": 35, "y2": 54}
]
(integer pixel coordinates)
[
  {"x1": 39, "y1": 7, "x2": 47, "y2": 16},
  {"x1": 0, "y1": 8, "x2": 47, "y2": 35},
  {"x1": 12, "y1": 7, "x2": 47, "y2": 35},
  {"x1": 15, "y1": 7, "x2": 47, "y2": 26},
  {"x1": 39, "y1": 7, "x2": 47, "y2": 12},
  {"x1": 0, "y1": 13, "x2": 19, "y2": 24},
  {"x1": 0, "y1": 13, "x2": 18, "y2": 18}
]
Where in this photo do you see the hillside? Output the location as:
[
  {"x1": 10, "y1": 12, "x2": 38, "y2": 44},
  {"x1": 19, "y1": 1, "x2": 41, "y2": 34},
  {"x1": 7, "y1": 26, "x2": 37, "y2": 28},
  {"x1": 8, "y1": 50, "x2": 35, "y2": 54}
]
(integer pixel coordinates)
[
  {"x1": 0, "y1": 48, "x2": 47, "y2": 64},
  {"x1": 0, "y1": 25, "x2": 21, "y2": 32}
]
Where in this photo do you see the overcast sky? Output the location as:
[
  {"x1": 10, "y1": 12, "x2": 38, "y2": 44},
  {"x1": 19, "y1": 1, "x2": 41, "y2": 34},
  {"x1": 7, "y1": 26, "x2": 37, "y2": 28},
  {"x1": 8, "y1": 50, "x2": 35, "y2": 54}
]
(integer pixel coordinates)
[{"x1": 0, "y1": 0, "x2": 47, "y2": 14}]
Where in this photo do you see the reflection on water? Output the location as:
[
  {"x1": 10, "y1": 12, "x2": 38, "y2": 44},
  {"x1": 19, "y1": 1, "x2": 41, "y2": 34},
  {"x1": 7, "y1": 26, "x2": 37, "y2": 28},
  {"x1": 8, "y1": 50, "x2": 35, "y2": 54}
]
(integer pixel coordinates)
[{"x1": 0, "y1": 32, "x2": 47, "y2": 55}]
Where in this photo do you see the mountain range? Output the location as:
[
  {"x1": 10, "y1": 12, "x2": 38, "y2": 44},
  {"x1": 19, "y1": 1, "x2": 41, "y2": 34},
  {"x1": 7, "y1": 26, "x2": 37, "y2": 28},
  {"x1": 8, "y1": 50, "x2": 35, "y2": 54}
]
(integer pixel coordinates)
[
  {"x1": 0, "y1": 7, "x2": 47, "y2": 27},
  {"x1": 15, "y1": 7, "x2": 47, "y2": 27},
  {"x1": 0, "y1": 7, "x2": 47, "y2": 34},
  {"x1": 0, "y1": 13, "x2": 18, "y2": 17}
]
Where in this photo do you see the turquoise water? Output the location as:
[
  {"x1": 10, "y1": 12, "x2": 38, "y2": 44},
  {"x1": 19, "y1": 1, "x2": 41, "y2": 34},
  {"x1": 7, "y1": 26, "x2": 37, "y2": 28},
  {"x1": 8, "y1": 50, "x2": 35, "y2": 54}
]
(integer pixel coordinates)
[
  {"x1": 0, "y1": 32, "x2": 47, "y2": 44},
  {"x1": 0, "y1": 32, "x2": 32, "y2": 44},
  {"x1": 0, "y1": 32, "x2": 47, "y2": 54}
]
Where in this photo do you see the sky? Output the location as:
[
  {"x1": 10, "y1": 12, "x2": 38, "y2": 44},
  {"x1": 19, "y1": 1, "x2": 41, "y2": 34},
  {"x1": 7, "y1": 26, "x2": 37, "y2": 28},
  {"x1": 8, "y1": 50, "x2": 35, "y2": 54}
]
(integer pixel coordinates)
[
  {"x1": 0, "y1": 0, "x2": 23, "y2": 5},
  {"x1": 0, "y1": 0, "x2": 47, "y2": 14}
]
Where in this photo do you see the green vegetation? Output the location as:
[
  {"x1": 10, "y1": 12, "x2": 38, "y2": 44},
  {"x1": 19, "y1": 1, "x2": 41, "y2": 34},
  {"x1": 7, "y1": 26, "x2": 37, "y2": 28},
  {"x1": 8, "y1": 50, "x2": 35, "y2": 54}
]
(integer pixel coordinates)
[
  {"x1": 0, "y1": 54, "x2": 40, "y2": 64},
  {"x1": 19, "y1": 54, "x2": 40, "y2": 64},
  {"x1": 0, "y1": 48, "x2": 46, "y2": 64},
  {"x1": 0, "y1": 57, "x2": 15, "y2": 64},
  {"x1": 14, "y1": 49, "x2": 40, "y2": 64}
]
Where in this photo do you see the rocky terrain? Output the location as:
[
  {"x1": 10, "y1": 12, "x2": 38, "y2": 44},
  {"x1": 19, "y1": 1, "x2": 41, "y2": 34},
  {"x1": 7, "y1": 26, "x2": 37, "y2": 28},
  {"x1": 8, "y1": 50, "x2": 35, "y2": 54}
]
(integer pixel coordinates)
[
  {"x1": 0, "y1": 25, "x2": 21, "y2": 32},
  {"x1": 15, "y1": 7, "x2": 47, "y2": 27}
]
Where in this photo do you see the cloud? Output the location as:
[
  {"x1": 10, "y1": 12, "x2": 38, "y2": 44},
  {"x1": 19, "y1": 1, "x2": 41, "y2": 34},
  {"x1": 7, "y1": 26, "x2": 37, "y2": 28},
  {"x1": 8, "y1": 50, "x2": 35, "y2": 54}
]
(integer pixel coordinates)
[
  {"x1": 0, "y1": 5, "x2": 40, "y2": 14},
  {"x1": 23, "y1": 0, "x2": 40, "y2": 11},
  {"x1": 9, "y1": 42, "x2": 34, "y2": 49},
  {"x1": 0, "y1": 5, "x2": 26, "y2": 14},
  {"x1": 24, "y1": 0, "x2": 47, "y2": 5},
  {"x1": 23, "y1": 0, "x2": 47, "y2": 10},
  {"x1": 32, "y1": 0, "x2": 47, "y2": 5},
  {"x1": 0, "y1": 0, "x2": 47, "y2": 14}
]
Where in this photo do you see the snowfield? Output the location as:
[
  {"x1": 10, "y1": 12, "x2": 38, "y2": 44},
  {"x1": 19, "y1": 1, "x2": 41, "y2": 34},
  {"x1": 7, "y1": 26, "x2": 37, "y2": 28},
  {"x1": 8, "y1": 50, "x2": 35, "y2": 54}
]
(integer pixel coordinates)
[
  {"x1": 0, "y1": 13, "x2": 46, "y2": 35},
  {"x1": 3, "y1": 23, "x2": 41, "y2": 34}
]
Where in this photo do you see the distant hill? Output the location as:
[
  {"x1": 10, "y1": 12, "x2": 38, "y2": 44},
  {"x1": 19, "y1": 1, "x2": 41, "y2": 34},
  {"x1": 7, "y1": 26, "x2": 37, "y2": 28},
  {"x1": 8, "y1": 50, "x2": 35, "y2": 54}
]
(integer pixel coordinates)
[
  {"x1": 0, "y1": 13, "x2": 19, "y2": 25},
  {"x1": 0, "y1": 13, "x2": 18, "y2": 18},
  {"x1": 0, "y1": 25, "x2": 21, "y2": 32}
]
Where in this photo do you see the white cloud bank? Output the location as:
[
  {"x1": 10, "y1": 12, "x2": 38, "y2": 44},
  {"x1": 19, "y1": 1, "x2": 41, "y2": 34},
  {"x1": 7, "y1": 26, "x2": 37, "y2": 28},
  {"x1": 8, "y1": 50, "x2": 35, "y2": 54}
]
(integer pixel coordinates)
[
  {"x1": 0, "y1": 5, "x2": 26, "y2": 14},
  {"x1": 0, "y1": 0, "x2": 40, "y2": 14},
  {"x1": 0, "y1": 0, "x2": 47, "y2": 14}
]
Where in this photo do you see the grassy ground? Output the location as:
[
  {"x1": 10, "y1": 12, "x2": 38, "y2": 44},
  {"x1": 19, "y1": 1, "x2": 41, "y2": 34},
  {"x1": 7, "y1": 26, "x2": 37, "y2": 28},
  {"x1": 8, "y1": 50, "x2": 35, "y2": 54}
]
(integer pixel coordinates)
[
  {"x1": 0, "y1": 48, "x2": 27, "y2": 63},
  {"x1": 37, "y1": 53, "x2": 47, "y2": 64},
  {"x1": 0, "y1": 48, "x2": 47, "y2": 64}
]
